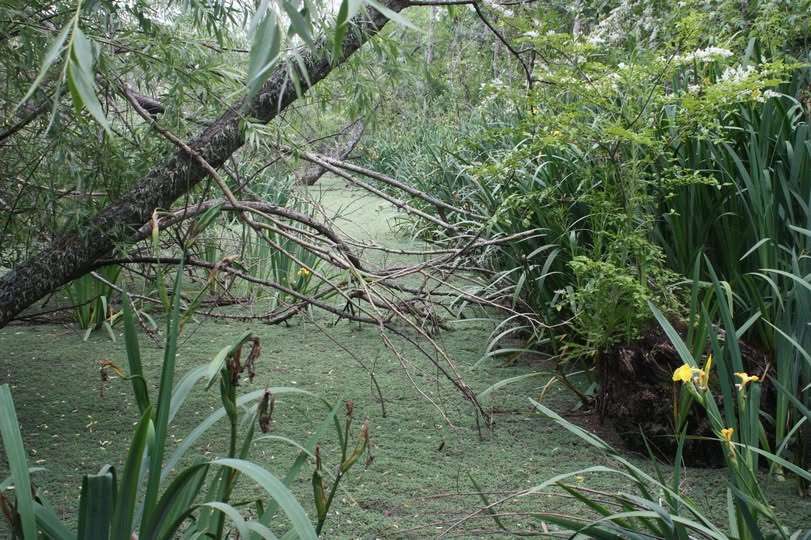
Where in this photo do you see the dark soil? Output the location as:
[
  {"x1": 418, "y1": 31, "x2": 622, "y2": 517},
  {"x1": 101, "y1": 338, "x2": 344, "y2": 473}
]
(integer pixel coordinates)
[{"x1": 598, "y1": 323, "x2": 772, "y2": 466}]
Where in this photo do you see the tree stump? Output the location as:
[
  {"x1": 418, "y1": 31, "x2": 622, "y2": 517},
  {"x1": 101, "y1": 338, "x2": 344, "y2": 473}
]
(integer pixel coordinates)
[{"x1": 597, "y1": 323, "x2": 771, "y2": 466}]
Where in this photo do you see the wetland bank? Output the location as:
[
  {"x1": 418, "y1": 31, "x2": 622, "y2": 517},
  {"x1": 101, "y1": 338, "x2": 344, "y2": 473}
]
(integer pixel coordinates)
[
  {"x1": 3, "y1": 181, "x2": 811, "y2": 537},
  {"x1": 3, "y1": 1, "x2": 811, "y2": 537}
]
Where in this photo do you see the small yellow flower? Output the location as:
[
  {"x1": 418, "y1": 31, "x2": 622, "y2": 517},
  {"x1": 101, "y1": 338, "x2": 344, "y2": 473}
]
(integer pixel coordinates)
[
  {"x1": 703, "y1": 354, "x2": 713, "y2": 373},
  {"x1": 296, "y1": 267, "x2": 311, "y2": 278},
  {"x1": 720, "y1": 427, "x2": 734, "y2": 443},
  {"x1": 672, "y1": 364, "x2": 694, "y2": 383},
  {"x1": 735, "y1": 372, "x2": 759, "y2": 390},
  {"x1": 698, "y1": 354, "x2": 713, "y2": 389},
  {"x1": 673, "y1": 363, "x2": 706, "y2": 386}
]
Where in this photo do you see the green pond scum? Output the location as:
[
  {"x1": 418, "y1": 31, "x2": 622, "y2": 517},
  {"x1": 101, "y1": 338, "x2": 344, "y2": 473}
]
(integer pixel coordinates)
[{"x1": 2, "y1": 180, "x2": 810, "y2": 537}]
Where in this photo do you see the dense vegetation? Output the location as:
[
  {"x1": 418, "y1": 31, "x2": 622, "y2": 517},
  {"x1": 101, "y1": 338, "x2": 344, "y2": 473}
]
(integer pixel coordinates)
[{"x1": 1, "y1": 0, "x2": 811, "y2": 537}]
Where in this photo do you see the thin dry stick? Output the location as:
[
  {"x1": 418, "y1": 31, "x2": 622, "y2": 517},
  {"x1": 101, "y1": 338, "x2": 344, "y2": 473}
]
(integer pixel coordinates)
[
  {"x1": 294, "y1": 150, "x2": 485, "y2": 220},
  {"x1": 296, "y1": 152, "x2": 457, "y2": 231},
  {"x1": 305, "y1": 313, "x2": 388, "y2": 417}
]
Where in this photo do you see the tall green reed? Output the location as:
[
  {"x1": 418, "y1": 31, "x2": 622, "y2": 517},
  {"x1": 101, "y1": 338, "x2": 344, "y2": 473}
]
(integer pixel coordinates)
[
  {"x1": 462, "y1": 278, "x2": 811, "y2": 537},
  {"x1": 1, "y1": 264, "x2": 368, "y2": 538},
  {"x1": 65, "y1": 265, "x2": 122, "y2": 340}
]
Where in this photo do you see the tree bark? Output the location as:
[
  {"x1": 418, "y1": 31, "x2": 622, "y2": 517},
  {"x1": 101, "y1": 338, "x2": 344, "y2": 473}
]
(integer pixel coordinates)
[
  {"x1": 295, "y1": 119, "x2": 365, "y2": 185},
  {"x1": 0, "y1": 0, "x2": 407, "y2": 328}
]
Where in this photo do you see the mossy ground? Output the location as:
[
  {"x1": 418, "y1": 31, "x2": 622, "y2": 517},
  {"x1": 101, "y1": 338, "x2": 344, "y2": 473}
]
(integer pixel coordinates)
[{"x1": 2, "y1": 179, "x2": 810, "y2": 537}]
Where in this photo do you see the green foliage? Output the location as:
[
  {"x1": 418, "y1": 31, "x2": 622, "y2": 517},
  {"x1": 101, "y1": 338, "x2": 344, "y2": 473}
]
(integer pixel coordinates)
[
  {"x1": 241, "y1": 178, "x2": 325, "y2": 305},
  {"x1": 65, "y1": 265, "x2": 121, "y2": 339},
  {"x1": 356, "y1": 1, "x2": 811, "y2": 510},
  {"x1": 566, "y1": 256, "x2": 651, "y2": 350},
  {"x1": 0, "y1": 0, "x2": 419, "y2": 275},
  {"x1": 362, "y1": 0, "x2": 810, "y2": 367},
  {"x1": 463, "y1": 273, "x2": 811, "y2": 536},
  {"x1": 3, "y1": 0, "x2": 811, "y2": 534},
  {"x1": 521, "y1": 394, "x2": 811, "y2": 539},
  {"x1": 0, "y1": 265, "x2": 368, "y2": 538},
  {"x1": 462, "y1": 261, "x2": 811, "y2": 537}
]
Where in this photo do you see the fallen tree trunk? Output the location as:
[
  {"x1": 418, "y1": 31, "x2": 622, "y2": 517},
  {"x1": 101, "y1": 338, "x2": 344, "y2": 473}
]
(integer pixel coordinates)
[
  {"x1": 295, "y1": 119, "x2": 365, "y2": 185},
  {"x1": 0, "y1": 1, "x2": 406, "y2": 328}
]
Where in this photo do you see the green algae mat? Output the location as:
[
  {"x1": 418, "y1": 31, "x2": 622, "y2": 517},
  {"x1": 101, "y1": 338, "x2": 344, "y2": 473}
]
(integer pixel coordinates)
[{"x1": 2, "y1": 179, "x2": 809, "y2": 537}]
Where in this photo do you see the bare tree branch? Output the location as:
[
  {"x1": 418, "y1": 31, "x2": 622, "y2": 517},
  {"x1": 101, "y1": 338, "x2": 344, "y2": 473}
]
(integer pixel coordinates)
[
  {"x1": 295, "y1": 119, "x2": 366, "y2": 185},
  {"x1": 0, "y1": 0, "x2": 408, "y2": 327}
]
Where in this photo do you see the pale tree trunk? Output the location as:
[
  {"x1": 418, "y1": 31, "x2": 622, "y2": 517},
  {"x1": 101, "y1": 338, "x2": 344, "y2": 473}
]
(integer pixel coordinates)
[
  {"x1": 295, "y1": 120, "x2": 365, "y2": 185},
  {"x1": 492, "y1": 36, "x2": 501, "y2": 80},
  {"x1": 425, "y1": 7, "x2": 437, "y2": 65},
  {"x1": 0, "y1": 0, "x2": 407, "y2": 328},
  {"x1": 448, "y1": 22, "x2": 464, "y2": 113},
  {"x1": 420, "y1": 6, "x2": 437, "y2": 112}
]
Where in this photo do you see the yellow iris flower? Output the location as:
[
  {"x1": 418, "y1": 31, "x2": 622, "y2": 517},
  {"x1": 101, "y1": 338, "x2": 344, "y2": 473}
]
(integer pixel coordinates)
[
  {"x1": 672, "y1": 355, "x2": 713, "y2": 389},
  {"x1": 672, "y1": 364, "x2": 695, "y2": 383},
  {"x1": 297, "y1": 267, "x2": 311, "y2": 278},
  {"x1": 720, "y1": 428, "x2": 736, "y2": 458},
  {"x1": 735, "y1": 372, "x2": 759, "y2": 389},
  {"x1": 672, "y1": 363, "x2": 707, "y2": 386}
]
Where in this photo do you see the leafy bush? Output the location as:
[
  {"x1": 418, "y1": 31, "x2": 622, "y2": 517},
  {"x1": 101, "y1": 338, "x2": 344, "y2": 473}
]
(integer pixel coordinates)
[
  {"x1": 566, "y1": 256, "x2": 652, "y2": 350},
  {"x1": 367, "y1": 20, "x2": 808, "y2": 374}
]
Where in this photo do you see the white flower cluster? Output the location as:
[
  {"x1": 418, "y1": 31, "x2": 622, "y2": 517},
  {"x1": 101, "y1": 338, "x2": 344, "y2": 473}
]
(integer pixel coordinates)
[
  {"x1": 483, "y1": 0, "x2": 513, "y2": 18},
  {"x1": 677, "y1": 46, "x2": 734, "y2": 64},
  {"x1": 718, "y1": 65, "x2": 754, "y2": 83},
  {"x1": 586, "y1": 0, "x2": 660, "y2": 47},
  {"x1": 754, "y1": 89, "x2": 783, "y2": 103},
  {"x1": 587, "y1": 2, "x2": 629, "y2": 46}
]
